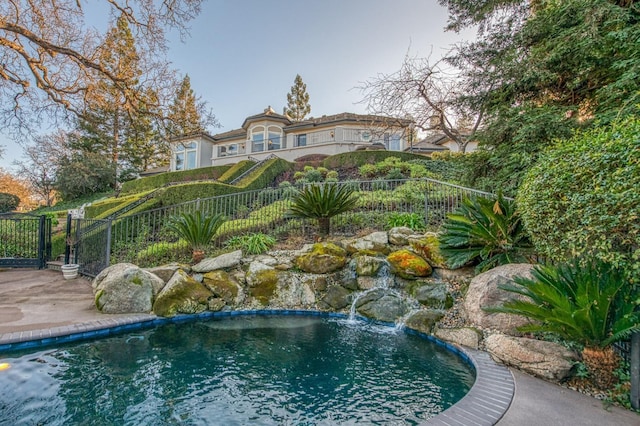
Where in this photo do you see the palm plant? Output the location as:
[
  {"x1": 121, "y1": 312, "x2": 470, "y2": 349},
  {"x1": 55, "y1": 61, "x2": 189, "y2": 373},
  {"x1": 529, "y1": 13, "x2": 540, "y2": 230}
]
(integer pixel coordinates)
[
  {"x1": 488, "y1": 258, "x2": 640, "y2": 389},
  {"x1": 438, "y1": 193, "x2": 533, "y2": 272},
  {"x1": 167, "y1": 211, "x2": 225, "y2": 263},
  {"x1": 286, "y1": 183, "x2": 357, "y2": 237}
]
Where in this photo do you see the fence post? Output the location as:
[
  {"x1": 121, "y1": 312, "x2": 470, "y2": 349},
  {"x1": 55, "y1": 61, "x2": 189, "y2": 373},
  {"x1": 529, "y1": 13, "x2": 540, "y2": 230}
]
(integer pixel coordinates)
[
  {"x1": 631, "y1": 332, "x2": 640, "y2": 410},
  {"x1": 64, "y1": 213, "x2": 72, "y2": 264},
  {"x1": 105, "y1": 219, "x2": 113, "y2": 268},
  {"x1": 37, "y1": 215, "x2": 46, "y2": 269}
]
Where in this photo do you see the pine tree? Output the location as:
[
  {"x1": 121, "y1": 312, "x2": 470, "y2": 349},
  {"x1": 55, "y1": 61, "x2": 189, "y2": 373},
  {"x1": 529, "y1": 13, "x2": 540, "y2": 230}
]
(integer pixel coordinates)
[
  {"x1": 78, "y1": 15, "x2": 159, "y2": 185},
  {"x1": 167, "y1": 75, "x2": 205, "y2": 137},
  {"x1": 285, "y1": 74, "x2": 311, "y2": 121}
]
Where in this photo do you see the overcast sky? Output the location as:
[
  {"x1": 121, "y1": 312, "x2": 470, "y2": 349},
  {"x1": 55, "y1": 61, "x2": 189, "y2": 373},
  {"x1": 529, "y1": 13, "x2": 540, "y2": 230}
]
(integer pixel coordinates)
[{"x1": 0, "y1": 0, "x2": 473, "y2": 171}]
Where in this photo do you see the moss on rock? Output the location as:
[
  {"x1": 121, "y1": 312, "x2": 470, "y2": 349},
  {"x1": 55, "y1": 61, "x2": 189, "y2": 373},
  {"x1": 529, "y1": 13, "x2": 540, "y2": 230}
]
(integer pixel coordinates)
[{"x1": 387, "y1": 249, "x2": 432, "y2": 279}]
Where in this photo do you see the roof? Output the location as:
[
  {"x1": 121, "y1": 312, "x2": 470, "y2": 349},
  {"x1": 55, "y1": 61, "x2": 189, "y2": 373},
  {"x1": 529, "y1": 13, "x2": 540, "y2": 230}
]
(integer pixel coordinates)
[
  {"x1": 285, "y1": 112, "x2": 412, "y2": 131},
  {"x1": 169, "y1": 132, "x2": 216, "y2": 144},
  {"x1": 241, "y1": 106, "x2": 291, "y2": 129}
]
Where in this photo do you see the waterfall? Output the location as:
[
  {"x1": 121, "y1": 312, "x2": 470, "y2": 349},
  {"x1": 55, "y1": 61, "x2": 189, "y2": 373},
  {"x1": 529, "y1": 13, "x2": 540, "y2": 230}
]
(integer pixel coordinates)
[{"x1": 346, "y1": 260, "x2": 394, "y2": 322}]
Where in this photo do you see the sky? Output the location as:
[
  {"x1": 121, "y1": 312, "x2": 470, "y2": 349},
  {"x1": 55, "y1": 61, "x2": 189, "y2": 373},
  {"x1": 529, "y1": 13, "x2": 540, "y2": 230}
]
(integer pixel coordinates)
[{"x1": 0, "y1": 0, "x2": 473, "y2": 172}]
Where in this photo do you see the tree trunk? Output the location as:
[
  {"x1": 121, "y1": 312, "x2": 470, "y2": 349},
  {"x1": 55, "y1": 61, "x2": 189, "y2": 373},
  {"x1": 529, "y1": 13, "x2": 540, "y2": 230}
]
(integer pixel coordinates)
[{"x1": 318, "y1": 217, "x2": 330, "y2": 238}]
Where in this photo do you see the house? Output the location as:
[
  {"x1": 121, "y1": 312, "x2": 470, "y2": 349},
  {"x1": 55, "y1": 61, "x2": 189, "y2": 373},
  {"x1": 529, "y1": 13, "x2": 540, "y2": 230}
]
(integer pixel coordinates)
[
  {"x1": 406, "y1": 132, "x2": 478, "y2": 154},
  {"x1": 169, "y1": 107, "x2": 412, "y2": 171}
]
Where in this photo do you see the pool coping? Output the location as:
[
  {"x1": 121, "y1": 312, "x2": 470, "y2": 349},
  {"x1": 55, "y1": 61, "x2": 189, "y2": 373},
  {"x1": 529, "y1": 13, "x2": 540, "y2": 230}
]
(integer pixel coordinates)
[{"x1": 0, "y1": 310, "x2": 514, "y2": 425}]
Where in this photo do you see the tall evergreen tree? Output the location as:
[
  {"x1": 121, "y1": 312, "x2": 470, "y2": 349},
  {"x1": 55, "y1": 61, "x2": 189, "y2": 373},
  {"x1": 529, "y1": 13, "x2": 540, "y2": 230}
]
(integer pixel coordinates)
[
  {"x1": 78, "y1": 15, "x2": 160, "y2": 185},
  {"x1": 285, "y1": 74, "x2": 311, "y2": 121},
  {"x1": 167, "y1": 75, "x2": 206, "y2": 137}
]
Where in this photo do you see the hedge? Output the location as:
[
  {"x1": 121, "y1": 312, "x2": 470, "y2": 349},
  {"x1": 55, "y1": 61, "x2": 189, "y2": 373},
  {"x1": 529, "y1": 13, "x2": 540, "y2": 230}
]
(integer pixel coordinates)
[
  {"x1": 119, "y1": 165, "x2": 231, "y2": 195},
  {"x1": 157, "y1": 158, "x2": 293, "y2": 206},
  {"x1": 322, "y1": 151, "x2": 425, "y2": 170},
  {"x1": 217, "y1": 160, "x2": 255, "y2": 183},
  {"x1": 517, "y1": 116, "x2": 640, "y2": 281}
]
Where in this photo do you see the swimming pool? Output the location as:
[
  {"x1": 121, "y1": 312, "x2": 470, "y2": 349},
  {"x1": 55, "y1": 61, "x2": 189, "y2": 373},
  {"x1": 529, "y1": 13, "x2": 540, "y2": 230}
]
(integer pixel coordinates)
[{"x1": 0, "y1": 314, "x2": 475, "y2": 425}]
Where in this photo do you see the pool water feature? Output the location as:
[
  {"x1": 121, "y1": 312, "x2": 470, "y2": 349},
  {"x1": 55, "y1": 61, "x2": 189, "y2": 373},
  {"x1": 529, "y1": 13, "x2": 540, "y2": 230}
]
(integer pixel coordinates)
[{"x1": 0, "y1": 315, "x2": 475, "y2": 425}]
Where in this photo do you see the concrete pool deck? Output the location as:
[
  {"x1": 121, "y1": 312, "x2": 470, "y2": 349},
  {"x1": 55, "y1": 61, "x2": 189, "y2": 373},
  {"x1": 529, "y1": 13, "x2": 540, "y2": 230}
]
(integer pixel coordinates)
[{"x1": 0, "y1": 268, "x2": 638, "y2": 425}]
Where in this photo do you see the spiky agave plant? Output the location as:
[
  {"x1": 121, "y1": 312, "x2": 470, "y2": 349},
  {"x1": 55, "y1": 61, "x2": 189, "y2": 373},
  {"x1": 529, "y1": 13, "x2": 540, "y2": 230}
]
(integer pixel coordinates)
[
  {"x1": 487, "y1": 258, "x2": 640, "y2": 389},
  {"x1": 438, "y1": 193, "x2": 533, "y2": 272},
  {"x1": 167, "y1": 211, "x2": 225, "y2": 263},
  {"x1": 286, "y1": 183, "x2": 357, "y2": 237}
]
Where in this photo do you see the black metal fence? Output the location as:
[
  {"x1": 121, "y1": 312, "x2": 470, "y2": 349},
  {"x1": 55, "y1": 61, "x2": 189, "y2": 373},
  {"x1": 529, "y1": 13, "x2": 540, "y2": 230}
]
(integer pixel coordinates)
[
  {"x1": 108, "y1": 178, "x2": 497, "y2": 267},
  {"x1": 66, "y1": 216, "x2": 112, "y2": 278},
  {"x1": 0, "y1": 213, "x2": 51, "y2": 269}
]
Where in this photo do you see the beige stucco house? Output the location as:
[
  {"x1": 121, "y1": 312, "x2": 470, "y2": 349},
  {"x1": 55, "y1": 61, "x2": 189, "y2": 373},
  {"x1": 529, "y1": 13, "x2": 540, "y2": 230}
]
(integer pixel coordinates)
[{"x1": 169, "y1": 107, "x2": 413, "y2": 171}]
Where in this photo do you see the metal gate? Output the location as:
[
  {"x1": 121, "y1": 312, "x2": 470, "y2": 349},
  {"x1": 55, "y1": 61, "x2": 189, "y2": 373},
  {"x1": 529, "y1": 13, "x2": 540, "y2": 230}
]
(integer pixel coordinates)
[
  {"x1": 0, "y1": 213, "x2": 52, "y2": 269},
  {"x1": 65, "y1": 215, "x2": 112, "y2": 278}
]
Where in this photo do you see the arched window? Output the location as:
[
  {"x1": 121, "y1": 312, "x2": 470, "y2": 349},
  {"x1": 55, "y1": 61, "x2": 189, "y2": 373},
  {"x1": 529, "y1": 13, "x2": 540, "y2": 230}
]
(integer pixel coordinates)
[
  {"x1": 251, "y1": 126, "x2": 265, "y2": 152},
  {"x1": 173, "y1": 142, "x2": 197, "y2": 170},
  {"x1": 267, "y1": 126, "x2": 283, "y2": 150}
]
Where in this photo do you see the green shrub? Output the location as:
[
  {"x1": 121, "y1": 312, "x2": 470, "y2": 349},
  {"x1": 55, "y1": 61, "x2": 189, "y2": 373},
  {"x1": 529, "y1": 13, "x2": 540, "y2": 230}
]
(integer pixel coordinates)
[
  {"x1": 224, "y1": 233, "x2": 277, "y2": 255},
  {"x1": 517, "y1": 117, "x2": 640, "y2": 282},
  {"x1": 323, "y1": 151, "x2": 424, "y2": 170},
  {"x1": 286, "y1": 184, "x2": 358, "y2": 237},
  {"x1": 439, "y1": 194, "x2": 534, "y2": 272},
  {"x1": 386, "y1": 212, "x2": 426, "y2": 231},
  {"x1": 0, "y1": 193, "x2": 20, "y2": 212},
  {"x1": 166, "y1": 211, "x2": 225, "y2": 261},
  {"x1": 120, "y1": 165, "x2": 231, "y2": 194},
  {"x1": 487, "y1": 258, "x2": 640, "y2": 389},
  {"x1": 217, "y1": 160, "x2": 255, "y2": 183}
]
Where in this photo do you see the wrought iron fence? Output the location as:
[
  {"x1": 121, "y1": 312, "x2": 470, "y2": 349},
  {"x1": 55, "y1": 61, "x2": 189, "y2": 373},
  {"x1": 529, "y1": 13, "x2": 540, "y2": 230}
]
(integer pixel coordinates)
[
  {"x1": 0, "y1": 213, "x2": 51, "y2": 269},
  {"x1": 108, "y1": 178, "x2": 497, "y2": 268},
  {"x1": 66, "y1": 216, "x2": 112, "y2": 278}
]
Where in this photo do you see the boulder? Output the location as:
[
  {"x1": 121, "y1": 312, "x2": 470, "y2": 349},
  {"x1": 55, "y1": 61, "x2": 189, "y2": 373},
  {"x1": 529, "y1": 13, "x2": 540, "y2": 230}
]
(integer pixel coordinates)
[
  {"x1": 387, "y1": 249, "x2": 432, "y2": 279},
  {"x1": 485, "y1": 334, "x2": 578, "y2": 381},
  {"x1": 152, "y1": 269, "x2": 213, "y2": 317},
  {"x1": 320, "y1": 285, "x2": 352, "y2": 310},
  {"x1": 145, "y1": 264, "x2": 184, "y2": 283},
  {"x1": 93, "y1": 263, "x2": 165, "y2": 314},
  {"x1": 191, "y1": 250, "x2": 242, "y2": 273},
  {"x1": 463, "y1": 263, "x2": 536, "y2": 335},
  {"x1": 202, "y1": 270, "x2": 243, "y2": 306},
  {"x1": 388, "y1": 226, "x2": 416, "y2": 246},
  {"x1": 295, "y1": 242, "x2": 347, "y2": 274},
  {"x1": 404, "y1": 309, "x2": 446, "y2": 334},
  {"x1": 414, "y1": 283, "x2": 453, "y2": 309},
  {"x1": 271, "y1": 273, "x2": 316, "y2": 308},
  {"x1": 246, "y1": 261, "x2": 279, "y2": 305},
  {"x1": 408, "y1": 232, "x2": 446, "y2": 268},
  {"x1": 354, "y1": 288, "x2": 408, "y2": 323},
  {"x1": 354, "y1": 255, "x2": 385, "y2": 277},
  {"x1": 343, "y1": 232, "x2": 389, "y2": 254},
  {"x1": 434, "y1": 327, "x2": 482, "y2": 349}
]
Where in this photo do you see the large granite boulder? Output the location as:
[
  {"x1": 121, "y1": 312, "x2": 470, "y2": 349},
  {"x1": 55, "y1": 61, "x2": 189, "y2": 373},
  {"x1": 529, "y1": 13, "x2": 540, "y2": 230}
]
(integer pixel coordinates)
[
  {"x1": 485, "y1": 334, "x2": 579, "y2": 381},
  {"x1": 387, "y1": 249, "x2": 432, "y2": 279},
  {"x1": 295, "y1": 242, "x2": 347, "y2": 274},
  {"x1": 93, "y1": 263, "x2": 165, "y2": 314},
  {"x1": 463, "y1": 263, "x2": 536, "y2": 335},
  {"x1": 354, "y1": 288, "x2": 409, "y2": 323},
  {"x1": 145, "y1": 264, "x2": 184, "y2": 283},
  {"x1": 152, "y1": 269, "x2": 213, "y2": 317},
  {"x1": 191, "y1": 250, "x2": 242, "y2": 273}
]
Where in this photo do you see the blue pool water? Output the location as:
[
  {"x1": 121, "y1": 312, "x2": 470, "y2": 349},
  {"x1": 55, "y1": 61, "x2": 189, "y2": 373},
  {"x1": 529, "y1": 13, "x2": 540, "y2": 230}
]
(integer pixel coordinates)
[{"x1": 0, "y1": 315, "x2": 475, "y2": 425}]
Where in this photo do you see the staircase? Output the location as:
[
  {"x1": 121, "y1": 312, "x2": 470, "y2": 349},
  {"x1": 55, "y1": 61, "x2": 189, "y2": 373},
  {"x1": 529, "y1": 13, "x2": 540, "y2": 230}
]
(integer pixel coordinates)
[{"x1": 229, "y1": 154, "x2": 278, "y2": 185}]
